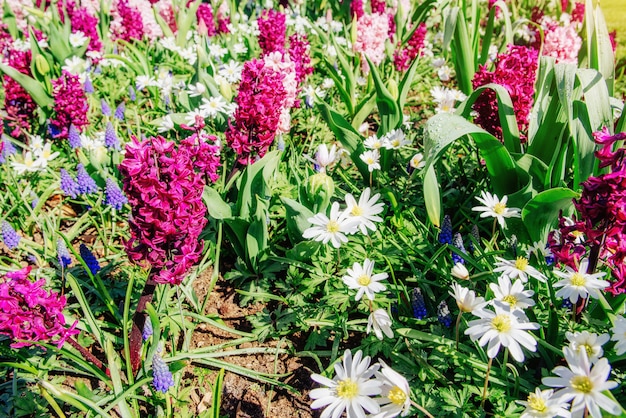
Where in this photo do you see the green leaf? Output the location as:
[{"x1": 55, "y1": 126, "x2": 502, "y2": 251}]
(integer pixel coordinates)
[
  {"x1": 203, "y1": 186, "x2": 232, "y2": 219},
  {"x1": 0, "y1": 63, "x2": 53, "y2": 108},
  {"x1": 367, "y1": 57, "x2": 401, "y2": 134},
  {"x1": 423, "y1": 165, "x2": 441, "y2": 227},
  {"x1": 281, "y1": 197, "x2": 315, "y2": 245},
  {"x1": 211, "y1": 369, "x2": 225, "y2": 418},
  {"x1": 521, "y1": 188, "x2": 578, "y2": 243}
]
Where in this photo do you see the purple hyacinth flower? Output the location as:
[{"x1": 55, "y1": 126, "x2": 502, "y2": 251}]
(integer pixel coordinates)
[
  {"x1": 83, "y1": 77, "x2": 94, "y2": 93},
  {"x1": 76, "y1": 164, "x2": 98, "y2": 195},
  {"x1": 152, "y1": 351, "x2": 174, "y2": 393},
  {"x1": 60, "y1": 169, "x2": 80, "y2": 198},
  {"x1": 79, "y1": 244, "x2": 100, "y2": 275},
  {"x1": 68, "y1": 124, "x2": 82, "y2": 149},
  {"x1": 104, "y1": 122, "x2": 120, "y2": 149},
  {"x1": 105, "y1": 178, "x2": 127, "y2": 210},
  {"x1": 439, "y1": 214, "x2": 453, "y2": 245},
  {"x1": 114, "y1": 102, "x2": 125, "y2": 121},
  {"x1": 142, "y1": 318, "x2": 153, "y2": 340},
  {"x1": 101, "y1": 99, "x2": 111, "y2": 117},
  {"x1": 411, "y1": 288, "x2": 427, "y2": 320},
  {"x1": 1, "y1": 221, "x2": 21, "y2": 250},
  {"x1": 57, "y1": 238, "x2": 72, "y2": 268},
  {"x1": 0, "y1": 139, "x2": 17, "y2": 164}
]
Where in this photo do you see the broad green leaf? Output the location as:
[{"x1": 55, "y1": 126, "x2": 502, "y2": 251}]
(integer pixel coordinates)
[
  {"x1": 282, "y1": 197, "x2": 315, "y2": 245},
  {"x1": 423, "y1": 164, "x2": 441, "y2": 227},
  {"x1": 521, "y1": 188, "x2": 578, "y2": 243},
  {"x1": 367, "y1": 57, "x2": 401, "y2": 134},
  {"x1": 203, "y1": 186, "x2": 232, "y2": 219},
  {"x1": 0, "y1": 63, "x2": 53, "y2": 108},
  {"x1": 478, "y1": 1, "x2": 513, "y2": 65}
]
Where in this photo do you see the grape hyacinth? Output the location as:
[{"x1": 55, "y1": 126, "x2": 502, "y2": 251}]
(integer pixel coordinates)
[
  {"x1": 68, "y1": 124, "x2": 82, "y2": 149},
  {"x1": 439, "y1": 214, "x2": 453, "y2": 244},
  {"x1": 142, "y1": 317, "x2": 153, "y2": 340},
  {"x1": 411, "y1": 288, "x2": 428, "y2": 319},
  {"x1": 437, "y1": 301, "x2": 453, "y2": 327},
  {"x1": 76, "y1": 164, "x2": 98, "y2": 195},
  {"x1": 0, "y1": 139, "x2": 17, "y2": 164},
  {"x1": 152, "y1": 349, "x2": 174, "y2": 393},
  {"x1": 452, "y1": 233, "x2": 467, "y2": 264},
  {"x1": 114, "y1": 102, "x2": 125, "y2": 121},
  {"x1": 80, "y1": 244, "x2": 101, "y2": 275},
  {"x1": 0, "y1": 266, "x2": 79, "y2": 348},
  {"x1": 83, "y1": 77, "x2": 94, "y2": 94},
  {"x1": 104, "y1": 122, "x2": 120, "y2": 149},
  {"x1": 1, "y1": 221, "x2": 21, "y2": 250},
  {"x1": 105, "y1": 178, "x2": 128, "y2": 210},
  {"x1": 128, "y1": 85, "x2": 136, "y2": 101},
  {"x1": 60, "y1": 169, "x2": 81, "y2": 198},
  {"x1": 101, "y1": 99, "x2": 111, "y2": 117},
  {"x1": 119, "y1": 134, "x2": 219, "y2": 285},
  {"x1": 57, "y1": 238, "x2": 72, "y2": 268}
]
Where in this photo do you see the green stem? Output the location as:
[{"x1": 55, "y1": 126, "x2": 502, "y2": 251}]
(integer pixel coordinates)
[
  {"x1": 455, "y1": 312, "x2": 463, "y2": 351},
  {"x1": 481, "y1": 357, "x2": 493, "y2": 408}
]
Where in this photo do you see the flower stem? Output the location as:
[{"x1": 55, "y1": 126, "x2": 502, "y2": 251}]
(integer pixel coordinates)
[
  {"x1": 66, "y1": 336, "x2": 108, "y2": 375},
  {"x1": 481, "y1": 357, "x2": 493, "y2": 408},
  {"x1": 129, "y1": 276, "x2": 157, "y2": 375},
  {"x1": 455, "y1": 312, "x2": 463, "y2": 350},
  {"x1": 410, "y1": 400, "x2": 435, "y2": 418}
]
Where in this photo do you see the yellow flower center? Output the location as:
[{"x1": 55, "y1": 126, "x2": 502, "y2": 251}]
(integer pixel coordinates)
[
  {"x1": 493, "y1": 202, "x2": 507, "y2": 215},
  {"x1": 365, "y1": 157, "x2": 375, "y2": 165},
  {"x1": 526, "y1": 393, "x2": 547, "y2": 412},
  {"x1": 491, "y1": 314, "x2": 511, "y2": 332},
  {"x1": 571, "y1": 375, "x2": 592, "y2": 393},
  {"x1": 351, "y1": 206, "x2": 363, "y2": 216},
  {"x1": 326, "y1": 220, "x2": 340, "y2": 233},
  {"x1": 515, "y1": 257, "x2": 529, "y2": 271},
  {"x1": 502, "y1": 295, "x2": 518, "y2": 307},
  {"x1": 358, "y1": 275, "x2": 371, "y2": 286},
  {"x1": 571, "y1": 273, "x2": 586, "y2": 287},
  {"x1": 336, "y1": 379, "x2": 358, "y2": 399},
  {"x1": 583, "y1": 344, "x2": 594, "y2": 358},
  {"x1": 388, "y1": 386, "x2": 407, "y2": 406}
]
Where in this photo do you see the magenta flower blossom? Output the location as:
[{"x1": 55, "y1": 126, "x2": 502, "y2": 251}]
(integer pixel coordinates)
[
  {"x1": 0, "y1": 266, "x2": 79, "y2": 349},
  {"x1": 472, "y1": 45, "x2": 538, "y2": 142},
  {"x1": 225, "y1": 58, "x2": 286, "y2": 164},
  {"x1": 3, "y1": 48, "x2": 37, "y2": 139},
  {"x1": 50, "y1": 71, "x2": 89, "y2": 140},
  {"x1": 196, "y1": 3, "x2": 216, "y2": 36},
  {"x1": 288, "y1": 34, "x2": 313, "y2": 83},
  {"x1": 63, "y1": 0, "x2": 103, "y2": 56},
  {"x1": 110, "y1": 0, "x2": 145, "y2": 42},
  {"x1": 257, "y1": 9, "x2": 286, "y2": 55},
  {"x1": 119, "y1": 134, "x2": 220, "y2": 285},
  {"x1": 353, "y1": 13, "x2": 389, "y2": 70},
  {"x1": 543, "y1": 22, "x2": 582, "y2": 64},
  {"x1": 393, "y1": 23, "x2": 427, "y2": 72},
  {"x1": 351, "y1": 0, "x2": 364, "y2": 19}
]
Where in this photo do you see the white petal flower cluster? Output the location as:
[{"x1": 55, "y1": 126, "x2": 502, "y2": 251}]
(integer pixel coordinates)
[
  {"x1": 310, "y1": 350, "x2": 412, "y2": 418},
  {"x1": 302, "y1": 187, "x2": 385, "y2": 248},
  {"x1": 472, "y1": 191, "x2": 521, "y2": 229},
  {"x1": 10, "y1": 135, "x2": 60, "y2": 175}
]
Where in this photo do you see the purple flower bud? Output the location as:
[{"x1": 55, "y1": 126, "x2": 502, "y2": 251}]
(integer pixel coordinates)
[
  {"x1": 114, "y1": 102, "x2": 125, "y2": 121},
  {"x1": 76, "y1": 164, "x2": 98, "y2": 195},
  {"x1": 437, "y1": 301, "x2": 452, "y2": 327},
  {"x1": 411, "y1": 288, "x2": 427, "y2": 320},
  {"x1": 152, "y1": 351, "x2": 174, "y2": 393},
  {"x1": 1, "y1": 221, "x2": 21, "y2": 250},
  {"x1": 105, "y1": 178, "x2": 127, "y2": 210},
  {"x1": 128, "y1": 86, "x2": 136, "y2": 101},
  {"x1": 79, "y1": 244, "x2": 100, "y2": 275},
  {"x1": 104, "y1": 122, "x2": 119, "y2": 149},
  {"x1": 68, "y1": 124, "x2": 82, "y2": 149},
  {"x1": 101, "y1": 99, "x2": 111, "y2": 117},
  {"x1": 84, "y1": 77, "x2": 94, "y2": 93},
  {"x1": 452, "y1": 233, "x2": 466, "y2": 265},
  {"x1": 60, "y1": 169, "x2": 80, "y2": 198},
  {"x1": 57, "y1": 238, "x2": 72, "y2": 268},
  {"x1": 142, "y1": 318, "x2": 153, "y2": 340},
  {"x1": 0, "y1": 139, "x2": 17, "y2": 164},
  {"x1": 438, "y1": 215, "x2": 453, "y2": 245}
]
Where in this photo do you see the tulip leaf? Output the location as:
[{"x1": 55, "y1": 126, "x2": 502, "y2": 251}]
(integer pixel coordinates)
[{"x1": 521, "y1": 188, "x2": 578, "y2": 243}]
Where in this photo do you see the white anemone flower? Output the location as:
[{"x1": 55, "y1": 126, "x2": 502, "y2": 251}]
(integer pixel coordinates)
[
  {"x1": 157, "y1": 115, "x2": 175, "y2": 133},
  {"x1": 360, "y1": 149, "x2": 381, "y2": 172},
  {"x1": 11, "y1": 152, "x2": 43, "y2": 174},
  {"x1": 451, "y1": 263, "x2": 470, "y2": 280},
  {"x1": 408, "y1": 153, "x2": 425, "y2": 170},
  {"x1": 472, "y1": 191, "x2": 521, "y2": 228},
  {"x1": 494, "y1": 256, "x2": 546, "y2": 283},
  {"x1": 302, "y1": 202, "x2": 359, "y2": 248},
  {"x1": 372, "y1": 360, "x2": 411, "y2": 417},
  {"x1": 218, "y1": 60, "x2": 243, "y2": 83},
  {"x1": 553, "y1": 259, "x2": 609, "y2": 304},
  {"x1": 342, "y1": 258, "x2": 388, "y2": 301},
  {"x1": 310, "y1": 350, "x2": 382, "y2": 418},
  {"x1": 199, "y1": 96, "x2": 227, "y2": 117},
  {"x1": 517, "y1": 388, "x2": 571, "y2": 418},
  {"x1": 367, "y1": 309, "x2": 394, "y2": 340},
  {"x1": 69, "y1": 31, "x2": 88, "y2": 48},
  {"x1": 566, "y1": 331, "x2": 610, "y2": 364},
  {"x1": 33, "y1": 142, "x2": 60, "y2": 169},
  {"x1": 382, "y1": 129, "x2": 410, "y2": 150},
  {"x1": 186, "y1": 82, "x2": 206, "y2": 97},
  {"x1": 344, "y1": 187, "x2": 384, "y2": 235},
  {"x1": 490, "y1": 275, "x2": 535, "y2": 311},
  {"x1": 465, "y1": 301, "x2": 539, "y2": 362},
  {"x1": 610, "y1": 315, "x2": 626, "y2": 355},
  {"x1": 542, "y1": 347, "x2": 620, "y2": 418},
  {"x1": 314, "y1": 143, "x2": 337, "y2": 172},
  {"x1": 364, "y1": 135, "x2": 384, "y2": 150},
  {"x1": 449, "y1": 283, "x2": 486, "y2": 313}
]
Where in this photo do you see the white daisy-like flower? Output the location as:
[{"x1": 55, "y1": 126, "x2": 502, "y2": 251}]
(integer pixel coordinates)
[
  {"x1": 157, "y1": 115, "x2": 175, "y2": 133},
  {"x1": 314, "y1": 143, "x2": 337, "y2": 172},
  {"x1": 187, "y1": 82, "x2": 206, "y2": 98},
  {"x1": 136, "y1": 75, "x2": 156, "y2": 90},
  {"x1": 494, "y1": 256, "x2": 546, "y2": 283},
  {"x1": 28, "y1": 135, "x2": 44, "y2": 153},
  {"x1": 490, "y1": 275, "x2": 535, "y2": 311},
  {"x1": 408, "y1": 153, "x2": 425, "y2": 170},
  {"x1": 360, "y1": 149, "x2": 381, "y2": 172},
  {"x1": 465, "y1": 301, "x2": 539, "y2": 362},
  {"x1": 208, "y1": 44, "x2": 228, "y2": 59},
  {"x1": 62, "y1": 56, "x2": 87, "y2": 76},
  {"x1": 11, "y1": 151, "x2": 43, "y2": 174},
  {"x1": 382, "y1": 129, "x2": 410, "y2": 150},
  {"x1": 542, "y1": 347, "x2": 620, "y2": 418},
  {"x1": 159, "y1": 37, "x2": 179, "y2": 52},
  {"x1": 302, "y1": 202, "x2": 359, "y2": 248},
  {"x1": 517, "y1": 388, "x2": 571, "y2": 418},
  {"x1": 449, "y1": 283, "x2": 486, "y2": 313},
  {"x1": 553, "y1": 259, "x2": 609, "y2": 304},
  {"x1": 233, "y1": 42, "x2": 248, "y2": 55},
  {"x1": 372, "y1": 360, "x2": 411, "y2": 417},
  {"x1": 69, "y1": 31, "x2": 88, "y2": 48},
  {"x1": 310, "y1": 350, "x2": 382, "y2": 418},
  {"x1": 33, "y1": 142, "x2": 60, "y2": 169},
  {"x1": 367, "y1": 309, "x2": 394, "y2": 340},
  {"x1": 178, "y1": 47, "x2": 197, "y2": 66},
  {"x1": 472, "y1": 191, "x2": 521, "y2": 228},
  {"x1": 451, "y1": 263, "x2": 470, "y2": 280},
  {"x1": 566, "y1": 331, "x2": 610, "y2": 364},
  {"x1": 322, "y1": 77, "x2": 335, "y2": 90},
  {"x1": 184, "y1": 109, "x2": 209, "y2": 126},
  {"x1": 199, "y1": 96, "x2": 227, "y2": 117},
  {"x1": 344, "y1": 187, "x2": 384, "y2": 235},
  {"x1": 342, "y1": 258, "x2": 388, "y2": 301},
  {"x1": 610, "y1": 315, "x2": 626, "y2": 355},
  {"x1": 218, "y1": 60, "x2": 243, "y2": 83},
  {"x1": 364, "y1": 135, "x2": 384, "y2": 150}
]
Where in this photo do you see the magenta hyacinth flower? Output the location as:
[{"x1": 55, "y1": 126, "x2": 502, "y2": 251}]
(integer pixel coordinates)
[
  {"x1": 50, "y1": 71, "x2": 89, "y2": 141},
  {"x1": 257, "y1": 9, "x2": 286, "y2": 55}
]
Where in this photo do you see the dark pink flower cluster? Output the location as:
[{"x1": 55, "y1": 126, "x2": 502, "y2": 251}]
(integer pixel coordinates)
[
  {"x1": 471, "y1": 45, "x2": 538, "y2": 142},
  {"x1": 257, "y1": 9, "x2": 286, "y2": 55},
  {"x1": 3, "y1": 49, "x2": 37, "y2": 139},
  {"x1": 571, "y1": 2, "x2": 585, "y2": 23},
  {"x1": 288, "y1": 34, "x2": 313, "y2": 83},
  {"x1": 66, "y1": 1, "x2": 102, "y2": 55},
  {"x1": 50, "y1": 70, "x2": 89, "y2": 140},
  {"x1": 393, "y1": 23, "x2": 427, "y2": 72},
  {"x1": 225, "y1": 59, "x2": 286, "y2": 165},
  {"x1": 196, "y1": 3, "x2": 216, "y2": 36},
  {"x1": 0, "y1": 266, "x2": 79, "y2": 349},
  {"x1": 351, "y1": 0, "x2": 364, "y2": 19},
  {"x1": 370, "y1": 0, "x2": 386, "y2": 14},
  {"x1": 119, "y1": 135, "x2": 219, "y2": 285},
  {"x1": 112, "y1": 0, "x2": 144, "y2": 42}
]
